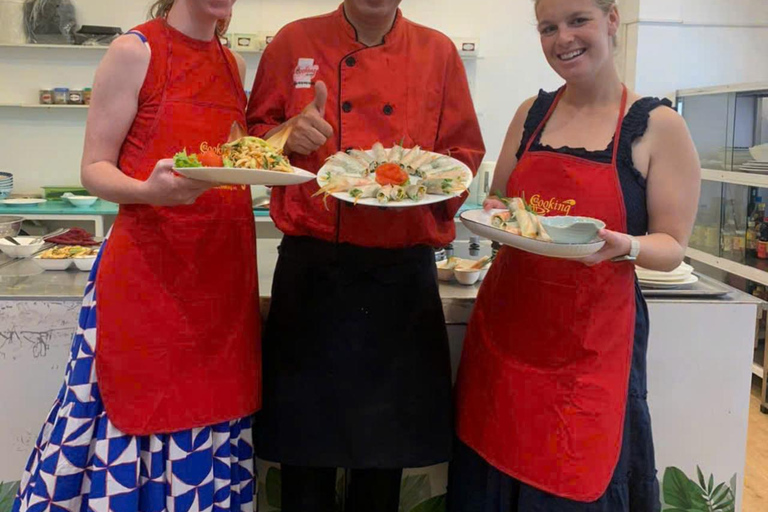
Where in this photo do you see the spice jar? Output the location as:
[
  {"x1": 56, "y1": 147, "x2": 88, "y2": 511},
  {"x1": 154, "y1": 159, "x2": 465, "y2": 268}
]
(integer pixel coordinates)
[
  {"x1": 83, "y1": 88, "x2": 92, "y2": 105},
  {"x1": 39, "y1": 89, "x2": 53, "y2": 105},
  {"x1": 53, "y1": 88, "x2": 69, "y2": 105},
  {"x1": 759, "y1": 240, "x2": 768, "y2": 259},
  {"x1": 68, "y1": 89, "x2": 84, "y2": 105}
]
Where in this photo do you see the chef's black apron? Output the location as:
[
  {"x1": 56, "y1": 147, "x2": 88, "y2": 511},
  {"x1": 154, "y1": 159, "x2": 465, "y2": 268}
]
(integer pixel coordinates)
[{"x1": 256, "y1": 235, "x2": 453, "y2": 468}]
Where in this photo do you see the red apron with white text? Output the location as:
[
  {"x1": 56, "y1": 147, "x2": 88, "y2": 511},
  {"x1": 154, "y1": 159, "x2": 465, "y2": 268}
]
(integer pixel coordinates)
[
  {"x1": 95, "y1": 19, "x2": 261, "y2": 435},
  {"x1": 455, "y1": 86, "x2": 636, "y2": 502}
]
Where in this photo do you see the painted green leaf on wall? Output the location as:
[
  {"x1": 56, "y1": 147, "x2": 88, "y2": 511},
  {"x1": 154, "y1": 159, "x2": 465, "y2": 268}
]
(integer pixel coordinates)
[
  {"x1": 265, "y1": 467, "x2": 281, "y2": 509},
  {"x1": 399, "y1": 475, "x2": 431, "y2": 512},
  {"x1": 0, "y1": 481, "x2": 20, "y2": 512},
  {"x1": 661, "y1": 467, "x2": 736, "y2": 512},
  {"x1": 410, "y1": 494, "x2": 446, "y2": 512}
]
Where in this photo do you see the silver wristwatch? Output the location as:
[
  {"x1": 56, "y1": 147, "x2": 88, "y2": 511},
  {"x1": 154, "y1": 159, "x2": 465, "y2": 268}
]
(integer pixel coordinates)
[{"x1": 612, "y1": 235, "x2": 640, "y2": 262}]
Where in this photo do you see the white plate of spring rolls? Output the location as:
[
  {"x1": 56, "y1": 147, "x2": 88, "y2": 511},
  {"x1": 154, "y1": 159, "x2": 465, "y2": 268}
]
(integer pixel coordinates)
[
  {"x1": 460, "y1": 208, "x2": 607, "y2": 259},
  {"x1": 315, "y1": 143, "x2": 473, "y2": 208}
]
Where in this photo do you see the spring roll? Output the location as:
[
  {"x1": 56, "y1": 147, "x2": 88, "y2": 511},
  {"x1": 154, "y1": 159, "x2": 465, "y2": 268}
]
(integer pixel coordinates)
[
  {"x1": 388, "y1": 145, "x2": 406, "y2": 163},
  {"x1": 515, "y1": 209, "x2": 538, "y2": 239},
  {"x1": 377, "y1": 185, "x2": 393, "y2": 204},
  {"x1": 533, "y1": 216, "x2": 553, "y2": 242},
  {"x1": 349, "y1": 184, "x2": 381, "y2": 204},
  {"x1": 491, "y1": 211, "x2": 511, "y2": 228},
  {"x1": 405, "y1": 184, "x2": 427, "y2": 201},
  {"x1": 372, "y1": 142, "x2": 387, "y2": 163},
  {"x1": 389, "y1": 185, "x2": 407, "y2": 201}
]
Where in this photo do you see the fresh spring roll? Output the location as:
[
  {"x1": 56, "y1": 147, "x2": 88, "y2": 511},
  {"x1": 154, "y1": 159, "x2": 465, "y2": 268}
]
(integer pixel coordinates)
[
  {"x1": 426, "y1": 168, "x2": 468, "y2": 183},
  {"x1": 422, "y1": 178, "x2": 457, "y2": 195},
  {"x1": 327, "y1": 152, "x2": 368, "y2": 176},
  {"x1": 348, "y1": 149, "x2": 375, "y2": 172},
  {"x1": 372, "y1": 142, "x2": 388, "y2": 163},
  {"x1": 399, "y1": 146, "x2": 422, "y2": 168},
  {"x1": 408, "y1": 152, "x2": 436, "y2": 176},
  {"x1": 389, "y1": 185, "x2": 407, "y2": 201},
  {"x1": 405, "y1": 184, "x2": 427, "y2": 201},
  {"x1": 491, "y1": 211, "x2": 511, "y2": 228},
  {"x1": 515, "y1": 209, "x2": 538, "y2": 239},
  {"x1": 377, "y1": 185, "x2": 393, "y2": 204},
  {"x1": 349, "y1": 184, "x2": 381, "y2": 204},
  {"x1": 388, "y1": 145, "x2": 406, "y2": 163}
]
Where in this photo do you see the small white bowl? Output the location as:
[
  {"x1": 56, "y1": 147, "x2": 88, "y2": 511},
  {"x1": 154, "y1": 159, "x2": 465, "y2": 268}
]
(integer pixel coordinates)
[
  {"x1": 64, "y1": 195, "x2": 98, "y2": 208},
  {"x1": 33, "y1": 257, "x2": 72, "y2": 271},
  {"x1": 454, "y1": 268, "x2": 481, "y2": 286},
  {"x1": 73, "y1": 256, "x2": 96, "y2": 272},
  {"x1": 0, "y1": 236, "x2": 46, "y2": 258},
  {"x1": 539, "y1": 216, "x2": 606, "y2": 244},
  {"x1": 478, "y1": 265, "x2": 490, "y2": 281},
  {"x1": 436, "y1": 261, "x2": 455, "y2": 282}
]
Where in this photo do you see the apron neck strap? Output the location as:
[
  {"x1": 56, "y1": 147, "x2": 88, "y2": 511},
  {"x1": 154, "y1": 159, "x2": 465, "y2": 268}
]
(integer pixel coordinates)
[{"x1": 521, "y1": 84, "x2": 630, "y2": 167}]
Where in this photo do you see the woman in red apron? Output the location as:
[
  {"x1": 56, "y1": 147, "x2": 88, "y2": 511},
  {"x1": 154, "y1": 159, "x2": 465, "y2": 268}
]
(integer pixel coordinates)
[
  {"x1": 449, "y1": 0, "x2": 700, "y2": 510},
  {"x1": 13, "y1": 2, "x2": 260, "y2": 512}
]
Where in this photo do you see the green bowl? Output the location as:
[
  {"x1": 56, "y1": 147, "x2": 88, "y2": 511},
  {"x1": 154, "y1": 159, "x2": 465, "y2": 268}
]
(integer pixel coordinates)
[{"x1": 539, "y1": 216, "x2": 606, "y2": 244}]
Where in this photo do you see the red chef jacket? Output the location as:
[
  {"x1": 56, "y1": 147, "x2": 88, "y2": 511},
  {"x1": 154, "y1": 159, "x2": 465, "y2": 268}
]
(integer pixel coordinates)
[{"x1": 246, "y1": 4, "x2": 485, "y2": 248}]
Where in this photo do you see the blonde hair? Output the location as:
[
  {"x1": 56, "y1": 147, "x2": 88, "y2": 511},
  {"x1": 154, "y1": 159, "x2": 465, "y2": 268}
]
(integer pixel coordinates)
[
  {"x1": 534, "y1": 0, "x2": 617, "y2": 14},
  {"x1": 534, "y1": 0, "x2": 619, "y2": 46},
  {"x1": 149, "y1": 0, "x2": 174, "y2": 19}
]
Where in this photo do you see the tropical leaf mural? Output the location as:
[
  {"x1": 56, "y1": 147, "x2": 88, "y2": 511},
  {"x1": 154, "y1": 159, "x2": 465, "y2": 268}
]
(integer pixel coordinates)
[
  {"x1": 0, "y1": 481, "x2": 20, "y2": 512},
  {"x1": 661, "y1": 466, "x2": 735, "y2": 512}
]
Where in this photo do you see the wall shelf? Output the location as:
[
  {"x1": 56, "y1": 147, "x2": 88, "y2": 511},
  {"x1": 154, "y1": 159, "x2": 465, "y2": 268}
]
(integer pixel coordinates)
[
  {"x1": 702, "y1": 168, "x2": 768, "y2": 188},
  {"x1": 0, "y1": 103, "x2": 88, "y2": 109},
  {"x1": 0, "y1": 43, "x2": 108, "y2": 50}
]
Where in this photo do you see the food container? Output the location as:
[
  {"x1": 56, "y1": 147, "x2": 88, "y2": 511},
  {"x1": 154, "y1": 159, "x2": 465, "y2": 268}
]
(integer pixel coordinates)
[
  {"x1": 73, "y1": 256, "x2": 96, "y2": 272},
  {"x1": 68, "y1": 89, "x2": 84, "y2": 105},
  {"x1": 435, "y1": 260, "x2": 455, "y2": 281},
  {"x1": 39, "y1": 89, "x2": 53, "y2": 105},
  {"x1": 0, "y1": 236, "x2": 45, "y2": 258},
  {"x1": 33, "y1": 257, "x2": 73, "y2": 271},
  {"x1": 83, "y1": 88, "x2": 92, "y2": 105},
  {"x1": 53, "y1": 88, "x2": 69, "y2": 105},
  {"x1": 454, "y1": 268, "x2": 481, "y2": 286},
  {"x1": 539, "y1": 216, "x2": 606, "y2": 244}
]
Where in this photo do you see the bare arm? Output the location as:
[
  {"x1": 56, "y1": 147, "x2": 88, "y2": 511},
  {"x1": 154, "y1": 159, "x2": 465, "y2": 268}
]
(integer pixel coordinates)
[
  {"x1": 582, "y1": 107, "x2": 701, "y2": 270},
  {"x1": 81, "y1": 35, "x2": 214, "y2": 206},
  {"x1": 484, "y1": 96, "x2": 537, "y2": 209}
]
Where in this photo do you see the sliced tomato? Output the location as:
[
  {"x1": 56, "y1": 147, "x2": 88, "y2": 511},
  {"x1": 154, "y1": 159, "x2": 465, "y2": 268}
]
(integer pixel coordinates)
[
  {"x1": 375, "y1": 163, "x2": 409, "y2": 186},
  {"x1": 198, "y1": 149, "x2": 224, "y2": 167}
]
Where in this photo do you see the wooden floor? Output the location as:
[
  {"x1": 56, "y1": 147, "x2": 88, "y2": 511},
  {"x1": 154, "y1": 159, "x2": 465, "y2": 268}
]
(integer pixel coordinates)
[{"x1": 743, "y1": 377, "x2": 768, "y2": 510}]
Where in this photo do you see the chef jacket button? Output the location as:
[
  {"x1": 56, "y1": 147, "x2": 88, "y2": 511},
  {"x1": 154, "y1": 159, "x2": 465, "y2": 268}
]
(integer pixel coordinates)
[
  {"x1": 383, "y1": 104, "x2": 394, "y2": 116},
  {"x1": 345, "y1": 56, "x2": 356, "y2": 67},
  {"x1": 342, "y1": 101, "x2": 353, "y2": 113}
]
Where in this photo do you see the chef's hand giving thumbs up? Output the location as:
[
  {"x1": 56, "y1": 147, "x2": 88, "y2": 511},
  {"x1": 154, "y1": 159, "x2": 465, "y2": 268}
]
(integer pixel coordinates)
[{"x1": 284, "y1": 81, "x2": 334, "y2": 156}]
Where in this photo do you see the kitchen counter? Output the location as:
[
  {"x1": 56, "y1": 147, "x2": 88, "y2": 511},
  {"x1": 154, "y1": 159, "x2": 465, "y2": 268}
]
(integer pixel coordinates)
[{"x1": 0, "y1": 238, "x2": 762, "y2": 510}]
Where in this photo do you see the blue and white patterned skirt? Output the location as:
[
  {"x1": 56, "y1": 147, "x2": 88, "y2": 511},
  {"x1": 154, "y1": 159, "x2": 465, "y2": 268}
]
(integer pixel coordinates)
[{"x1": 13, "y1": 251, "x2": 256, "y2": 512}]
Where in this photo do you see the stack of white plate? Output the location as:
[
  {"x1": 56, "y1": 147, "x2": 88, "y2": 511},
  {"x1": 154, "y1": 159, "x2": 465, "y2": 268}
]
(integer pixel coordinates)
[
  {"x1": 635, "y1": 262, "x2": 699, "y2": 288},
  {"x1": 0, "y1": 172, "x2": 12, "y2": 200},
  {"x1": 739, "y1": 160, "x2": 768, "y2": 174}
]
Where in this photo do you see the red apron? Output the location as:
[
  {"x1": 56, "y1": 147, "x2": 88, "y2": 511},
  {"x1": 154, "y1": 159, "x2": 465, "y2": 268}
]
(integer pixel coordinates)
[
  {"x1": 455, "y1": 86, "x2": 636, "y2": 502},
  {"x1": 95, "y1": 20, "x2": 261, "y2": 435}
]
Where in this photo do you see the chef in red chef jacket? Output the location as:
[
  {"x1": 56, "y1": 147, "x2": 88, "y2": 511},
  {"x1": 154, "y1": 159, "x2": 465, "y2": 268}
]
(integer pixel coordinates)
[{"x1": 246, "y1": 1, "x2": 485, "y2": 510}]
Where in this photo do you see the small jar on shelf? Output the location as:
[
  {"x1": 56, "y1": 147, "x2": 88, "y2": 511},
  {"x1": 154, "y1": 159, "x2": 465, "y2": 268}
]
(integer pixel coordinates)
[
  {"x1": 53, "y1": 88, "x2": 69, "y2": 105},
  {"x1": 39, "y1": 89, "x2": 53, "y2": 105}
]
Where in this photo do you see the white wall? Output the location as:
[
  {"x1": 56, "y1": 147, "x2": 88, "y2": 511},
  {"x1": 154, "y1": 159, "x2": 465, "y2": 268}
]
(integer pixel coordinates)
[
  {"x1": 0, "y1": 0, "x2": 562, "y2": 195},
  {"x1": 624, "y1": 0, "x2": 768, "y2": 97}
]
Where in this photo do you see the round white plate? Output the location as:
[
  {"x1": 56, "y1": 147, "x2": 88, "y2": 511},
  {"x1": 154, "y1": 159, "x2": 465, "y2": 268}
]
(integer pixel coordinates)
[
  {"x1": 460, "y1": 209, "x2": 606, "y2": 259},
  {"x1": 174, "y1": 166, "x2": 316, "y2": 186},
  {"x1": 317, "y1": 149, "x2": 472, "y2": 208},
  {"x1": 1, "y1": 198, "x2": 46, "y2": 207},
  {"x1": 638, "y1": 274, "x2": 699, "y2": 288}
]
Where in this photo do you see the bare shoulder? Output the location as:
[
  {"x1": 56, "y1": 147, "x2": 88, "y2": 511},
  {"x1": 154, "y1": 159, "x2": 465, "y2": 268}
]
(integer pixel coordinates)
[
  {"x1": 104, "y1": 33, "x2": 151, "y2": 68},
  {"x1": 647, "y1": 104, "x2": 688, "y2": 136},
  {"x1": 509, "y1": 95, "x2": 538, "y2": 131}
]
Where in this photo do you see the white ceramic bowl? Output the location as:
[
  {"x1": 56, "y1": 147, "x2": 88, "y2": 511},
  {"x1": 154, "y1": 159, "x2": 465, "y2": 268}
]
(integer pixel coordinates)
[
  {"x1": 65, "y1": 195, "x2": 99, "y2": 208},
  {"x1": 0, "y1": 236, "x2": 46, "y2": 258},
  {"x1": 33, "y1": 257, "x2": 72, "y2": 271},
  {"x1": 73, "y1": 256, "x2": 96, "y2": 272},
  {"x1": 539, "y1": 216, "x2": 606, "y2": 244},
  {"x1": 750, "y1": 144, "x2": 768, "y2": 162},
  {"x1": 436, "y1": 261, "x2": 455, "y2": 281},
  {"x1": 454, "y1": 268, "x2": 480, "y2": 286},
  {"x1": 478, "y1": 266, "x2": 490, "y2": 281}
]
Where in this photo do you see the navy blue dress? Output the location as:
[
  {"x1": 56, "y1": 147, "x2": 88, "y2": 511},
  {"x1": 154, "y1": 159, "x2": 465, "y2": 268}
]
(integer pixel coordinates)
[{"x1": 447, "y1": 91, "x2": 672, "y2": 511}]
